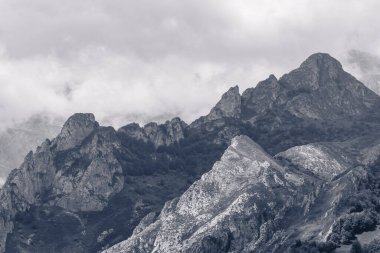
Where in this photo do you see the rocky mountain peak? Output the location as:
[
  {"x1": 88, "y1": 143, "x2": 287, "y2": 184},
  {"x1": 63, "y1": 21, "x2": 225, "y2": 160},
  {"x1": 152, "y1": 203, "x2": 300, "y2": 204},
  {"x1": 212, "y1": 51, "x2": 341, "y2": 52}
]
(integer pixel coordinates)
[
  {"x1": 241, "y1": 75, "x2": 280, "y2": 119},
  {"x1": 279, "y1": 53, "x2": 345, "y2": 91},
  {"x1": 207, "y1": 85, "x2": 241, "y2": 120},
  {"x1": 267, "y1": 53, "x2": 380, "y2": 120},
  {"x1": 55, "y1": 113, "x2": 99, "y2": 151},
  {"x1": 300, "y1": 52, "x2": 343, "y2": 72},
  {"x1": 267, "y1": 74, "x2": 278, "y2": 82}
]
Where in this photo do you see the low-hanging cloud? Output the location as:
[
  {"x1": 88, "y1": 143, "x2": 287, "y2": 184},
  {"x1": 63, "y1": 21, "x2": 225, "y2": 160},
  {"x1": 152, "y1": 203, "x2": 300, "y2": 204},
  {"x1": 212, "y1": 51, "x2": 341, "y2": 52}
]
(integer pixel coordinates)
[{"x1": 0, "y1": 0, "x2": 380, "y2": 130}]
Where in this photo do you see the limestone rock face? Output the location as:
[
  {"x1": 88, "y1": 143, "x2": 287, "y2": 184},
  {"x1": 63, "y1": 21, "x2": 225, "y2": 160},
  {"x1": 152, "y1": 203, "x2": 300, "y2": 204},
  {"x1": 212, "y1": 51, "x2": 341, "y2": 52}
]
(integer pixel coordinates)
[
  {"x1": 118, "y1": 117, "x2": 187, "y2": 148},
  {"x1": 52, "y1": 127, "x2": 124, "y2": 212},
  {"x1": 242, "y1": 74, "x2": 280, "y2": 121},
  {"x1": 190, "y1": 86, "x2": 241, "y2": 130},
  {"x1": 207, "y1": 85, "x2": 241, "y2": 120},
  {"x1": 278, "y1": 53, "x2": 380, "y2": 120},
  {"x1": 144, "y1": 117, "x2": 187, "y2": 147},
  {"x1": 56, "y1": 113, "x2": 99, "y2": 151},
  {"x1": 0, "y1": 114, "x2": 124, "y2": 252}
]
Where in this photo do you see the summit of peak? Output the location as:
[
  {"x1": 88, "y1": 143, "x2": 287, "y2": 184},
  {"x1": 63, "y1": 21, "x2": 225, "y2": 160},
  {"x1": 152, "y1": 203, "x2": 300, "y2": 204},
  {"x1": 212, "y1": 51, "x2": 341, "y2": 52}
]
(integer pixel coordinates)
[
  {"x1": 300, "y1": 52, "x2": 343, "y2": 72},
  {"x1": 55, "y1": 113, "x2": 98, "y2": 151},
  {"x1": 64, "y1": 113, "x2": 96, "y2": 125},
  {"x1": 278, "y1": 53, "x2": 346, "y2": 91},
  {"x1": 268, "y1": 74, "x2": 278, "y2": 81},
  {"x1": 206, "y1": 85, "x2": 241, "y2": 120},
  {"x1": 226, "y1": 85, "x2": 239, "y2": 93}
]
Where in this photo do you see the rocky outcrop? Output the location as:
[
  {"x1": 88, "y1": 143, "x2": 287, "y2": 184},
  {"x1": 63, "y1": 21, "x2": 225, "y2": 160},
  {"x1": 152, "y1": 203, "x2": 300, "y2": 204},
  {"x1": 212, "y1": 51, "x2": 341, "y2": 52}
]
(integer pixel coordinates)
[
  {"x1": 118, "y1": 117, "x2": 187, "y2": 148},
  {"x1": 190, "y1": 86, "x2": 241, "y2": 129},
  {"x1": 207, "y1": 85, "x2": 241, "y2": 120},
  {"x1": 242, "y1": 74, "x2": 280, "y2": 121},
  {"x1": 52, "y1": 125, "x2": 124, "y2": 212},
  {"x1": 0, "y1": 113, "x2": 125, "y2": 252},
  {"x1": 55, "y1": 113, "x2": 99, "y2": 151},
  {"x1": 2, "y1": 113, "x2": 123, "y2": 212}
]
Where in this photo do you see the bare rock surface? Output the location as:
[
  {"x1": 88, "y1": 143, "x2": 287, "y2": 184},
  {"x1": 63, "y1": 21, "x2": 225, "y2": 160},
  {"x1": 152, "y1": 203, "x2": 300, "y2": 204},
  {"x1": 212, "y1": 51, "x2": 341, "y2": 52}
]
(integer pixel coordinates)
[
  {"x1": 0, "y1": 113, "x2": 125, "y2": 252},
  {"x1": 118, "y1": 117, "x2": 187, "y2": 148}
]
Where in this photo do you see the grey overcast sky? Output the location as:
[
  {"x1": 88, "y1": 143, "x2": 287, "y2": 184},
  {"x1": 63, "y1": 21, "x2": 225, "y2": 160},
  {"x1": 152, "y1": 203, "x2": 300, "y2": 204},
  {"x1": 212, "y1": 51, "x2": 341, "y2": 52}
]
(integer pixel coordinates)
[{"x1": 0, "y1": 0, "x2": 380, "y2": 129}]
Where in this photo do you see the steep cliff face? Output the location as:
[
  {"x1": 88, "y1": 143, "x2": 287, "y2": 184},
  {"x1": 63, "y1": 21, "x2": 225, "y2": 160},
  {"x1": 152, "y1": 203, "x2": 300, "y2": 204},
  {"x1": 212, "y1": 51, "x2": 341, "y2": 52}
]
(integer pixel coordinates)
[
  {"x1": 189, "y1": 85, "x2": 241, "y2": 137},
  {"x1": 6, "y1": 113, "x2": 124, "y2": 212},
  {"x1": 241, "y1": 74, "x2": 280, "y2": 122},
  {"x1": 118, "y1": 117, "x2": 187, "y2": 148},
  {"x1": 0, "y1": 114, "x2": 127, "y2": 252},
  {"x1": 206, "y1": 85, "x2": 241, "y2": 120}
]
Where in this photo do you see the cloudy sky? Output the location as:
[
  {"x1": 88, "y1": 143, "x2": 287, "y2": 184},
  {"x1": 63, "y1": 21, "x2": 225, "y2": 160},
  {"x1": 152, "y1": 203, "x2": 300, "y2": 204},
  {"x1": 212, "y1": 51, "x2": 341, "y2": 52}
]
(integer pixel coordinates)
[{"x1": 0, "y1": 0, "x2": 380, "y2": 130}]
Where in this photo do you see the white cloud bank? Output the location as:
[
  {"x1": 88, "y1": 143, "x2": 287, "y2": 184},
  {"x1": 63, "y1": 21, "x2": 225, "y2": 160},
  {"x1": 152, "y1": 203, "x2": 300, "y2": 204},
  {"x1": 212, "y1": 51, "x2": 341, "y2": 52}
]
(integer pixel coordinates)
[{"x1": 0, "y1": 0, "x2": 380, "y2": 129}]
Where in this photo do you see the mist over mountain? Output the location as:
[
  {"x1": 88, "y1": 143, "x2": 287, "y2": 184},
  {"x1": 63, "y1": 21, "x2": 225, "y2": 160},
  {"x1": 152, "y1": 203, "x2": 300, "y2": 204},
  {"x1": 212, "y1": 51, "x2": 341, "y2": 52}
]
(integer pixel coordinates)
[
  {"x1": 346, "y1": 50, "x2": 380, "y2": 96},
  {"x1": 2, "y1": 0, "x2": 380, "y2": 134},
  {"x1": 0, "y1": 114, "x2": 63, "y2": 187},
  {"x1": 0, "y1": 53, "x2": 380, "y2": 253}
]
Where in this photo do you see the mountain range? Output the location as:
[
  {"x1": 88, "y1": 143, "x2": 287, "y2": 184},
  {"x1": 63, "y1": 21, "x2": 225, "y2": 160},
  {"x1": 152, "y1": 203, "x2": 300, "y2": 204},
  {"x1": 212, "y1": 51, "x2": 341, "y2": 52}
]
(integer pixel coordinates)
[{"x1": 1, "y1": 53, "x2": 380, "y2": 253}]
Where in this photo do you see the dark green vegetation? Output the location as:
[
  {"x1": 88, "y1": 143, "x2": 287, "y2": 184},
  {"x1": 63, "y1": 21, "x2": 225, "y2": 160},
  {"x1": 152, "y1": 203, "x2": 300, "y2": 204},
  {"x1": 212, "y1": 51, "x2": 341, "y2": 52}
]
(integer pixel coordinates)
[{"x1": 286, "y1": 158, "x2": 380, "y2": 253}]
